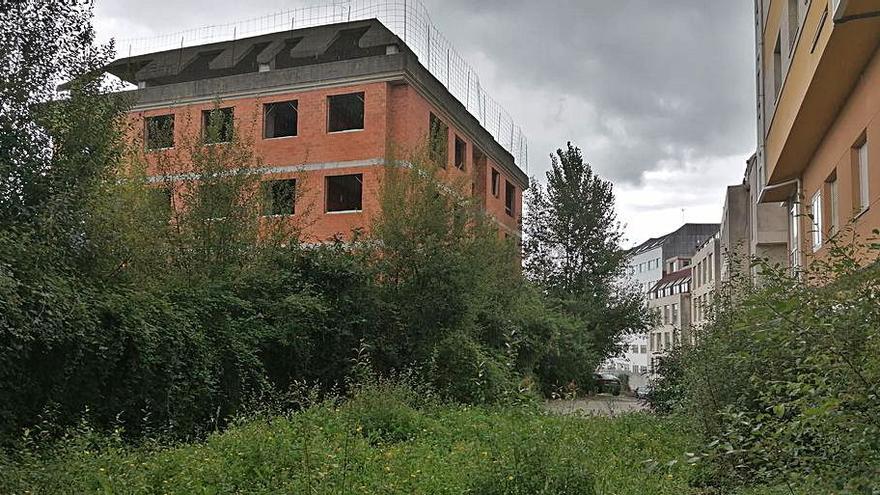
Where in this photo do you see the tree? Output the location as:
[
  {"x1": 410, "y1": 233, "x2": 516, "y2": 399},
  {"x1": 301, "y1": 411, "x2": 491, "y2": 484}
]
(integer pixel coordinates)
[
  {"x1": 0, "y1": 0, "x2": 123, "y2": 254},
  {"x1": 524, "y1": 143, "x2": 651, "y2": 384}
]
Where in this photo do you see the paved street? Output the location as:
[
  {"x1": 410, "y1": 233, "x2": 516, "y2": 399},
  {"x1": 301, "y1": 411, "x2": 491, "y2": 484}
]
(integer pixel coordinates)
[{"x1": 544, "y1": 395, "x2": 648, "y2": 416}]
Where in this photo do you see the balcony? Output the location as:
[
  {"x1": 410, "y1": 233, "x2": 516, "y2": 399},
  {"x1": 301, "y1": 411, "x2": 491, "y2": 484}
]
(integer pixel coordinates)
[{"x1": 761, "y1": 0, "x2": 880, "y2": 202}]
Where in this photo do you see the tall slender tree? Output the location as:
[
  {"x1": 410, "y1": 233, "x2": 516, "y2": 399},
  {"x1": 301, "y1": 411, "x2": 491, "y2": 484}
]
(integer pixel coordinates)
[{"x1": 524, "y1": 143, "x2": 650, "y2": 378}]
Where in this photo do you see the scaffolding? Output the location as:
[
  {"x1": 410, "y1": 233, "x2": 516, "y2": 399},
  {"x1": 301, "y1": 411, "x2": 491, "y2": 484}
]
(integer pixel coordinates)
[{"x1": 118, "y1": 0, "x2": 528, "y2": 172}]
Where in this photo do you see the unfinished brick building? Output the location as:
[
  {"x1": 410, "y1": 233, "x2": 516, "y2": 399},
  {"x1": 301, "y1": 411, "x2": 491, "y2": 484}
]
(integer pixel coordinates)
[{"x1": 104, "y1": 19, "x2": 528, "y2": 242}]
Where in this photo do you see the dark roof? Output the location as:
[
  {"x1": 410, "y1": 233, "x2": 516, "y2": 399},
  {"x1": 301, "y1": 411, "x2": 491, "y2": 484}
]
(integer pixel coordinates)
[
  {"x1": 629, "y1": 223, "x2": 720, "y2": 256},
  {"x1": 649, "y1": 267, "x2": 692, "y2": 293},
  {"x1": 104, "y1": 20, "x2": 396, "y2": 86}
]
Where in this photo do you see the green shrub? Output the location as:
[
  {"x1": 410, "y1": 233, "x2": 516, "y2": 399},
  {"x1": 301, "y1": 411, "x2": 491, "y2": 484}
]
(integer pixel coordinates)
[
  {"x1": 536, "y1": 315, "x2": 601, "y2": 396},
  {"x1": 0, "y1": 402, "x2": 703, "y2": 495},
  {"x1": 468, "y1": 435, "x2": 597, "y2": 495},
  {"x1": 343, "y1": 381, "x2": 425, "y2": 444},
  {"x1": 669, "y1": 234, "x2": 880, "y2": 492},
  {"x1": 429, "y1": 332, "x2": 516, "y2": 404}
]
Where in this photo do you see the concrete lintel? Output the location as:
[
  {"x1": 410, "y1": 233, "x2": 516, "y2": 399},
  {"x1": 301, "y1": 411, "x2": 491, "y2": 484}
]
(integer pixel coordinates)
[{"x1": 147, "y1": 157, "x2": 385, "y2": 184}]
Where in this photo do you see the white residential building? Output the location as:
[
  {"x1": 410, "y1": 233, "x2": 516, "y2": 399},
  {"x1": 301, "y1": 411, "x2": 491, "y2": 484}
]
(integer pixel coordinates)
[{"x1": 603, "y1": 224, "x2": 719, "y2": 388}]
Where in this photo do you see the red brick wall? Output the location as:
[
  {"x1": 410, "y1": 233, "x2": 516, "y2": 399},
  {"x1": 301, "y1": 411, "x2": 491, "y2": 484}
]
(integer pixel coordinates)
[
  {"x1": 385, "y1": 84, "x2": 523, "y2": 235},
  {"x1": 127, "y1": 79, "x2": 522, "y2": 242}
]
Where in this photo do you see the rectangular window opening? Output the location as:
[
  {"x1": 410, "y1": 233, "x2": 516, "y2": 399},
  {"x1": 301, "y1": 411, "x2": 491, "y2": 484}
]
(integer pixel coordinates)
[
  {"x1": 326, "y1": 174, "x2": 363, "y2": 212},
  {"x1": 505, "y1": 180, "x2": 515, "y2": 217},
  {"x1": 811, "y1": 190, "x2": 823, "y2": 251},
  {"x1": 789, "y1": 200, "x2": 800, "y2": 269},
  {"x1": 328, "y1": 92, "x2": 365, "y2": 133},
  {"x1": 264, "y1": 101, "x2": 298, "y2": 139},
  {"x1": 787, "y1": 0, "x2": 800, "y2": 52},
  {"x1": 200, "y1": 182, "x2": 232, "y2": 221},
  {"x1": 857, "y1": 139, "x2": 870, "y2": 212},
  {"x1": 491, "y1": 168, "x2": 500, "y2": 198},
  {"x1": 202, "y1": 107, "x2": 234, "y2": 144},
  {"x1": 145, "y1": 114, "x2": 174, "y2": 150},
  {"x1": 827, "y1": 171, "x2": 839, "y2": 235},
  {"x1": 454, "y1": 135, "x2": 467, "y2": 170},
  {"x1": 148, "y1": 186, "x2": 173, "y2": 219},
  {"x1": 773, "y1": 34, "x2": 783, "y2": 100},
  {"x1": 263, "y1": 179, "x2": 296, "y2": 216},
  {"x1": 429, "y1": 113, "x2": 449, "y2": 167}
]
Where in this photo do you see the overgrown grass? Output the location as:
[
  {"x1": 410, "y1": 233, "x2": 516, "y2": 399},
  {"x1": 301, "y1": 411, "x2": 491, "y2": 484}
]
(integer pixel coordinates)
[
  {"x1": 0, "y1": 388, "x2": 701, "y2": 494},
  {"x1": 1, "y1": 380, "x2": 824, "y2": 495}
]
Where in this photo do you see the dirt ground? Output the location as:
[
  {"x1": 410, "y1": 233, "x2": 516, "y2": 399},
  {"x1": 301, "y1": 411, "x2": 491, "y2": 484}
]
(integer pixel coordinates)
[{"x1": 543, "y1": 394, "x2": 648, "y2": 416}]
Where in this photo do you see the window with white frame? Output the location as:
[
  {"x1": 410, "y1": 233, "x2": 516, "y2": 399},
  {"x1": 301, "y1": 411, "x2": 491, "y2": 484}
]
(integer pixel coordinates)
[
  {"x1": 857, "y1": 140, "x2": 869, "y2": 213},
  {"x1": 789, "y1": 200, "x2": 801, "y2": 270},
  {"x1": 811, "y1": 190, "x2": 823, "y2": 251}
]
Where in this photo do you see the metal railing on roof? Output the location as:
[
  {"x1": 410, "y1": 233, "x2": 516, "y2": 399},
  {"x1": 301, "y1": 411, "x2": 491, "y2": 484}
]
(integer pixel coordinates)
[{"x1": 117, "y1": 0, "x2": 528, "y2": 172}]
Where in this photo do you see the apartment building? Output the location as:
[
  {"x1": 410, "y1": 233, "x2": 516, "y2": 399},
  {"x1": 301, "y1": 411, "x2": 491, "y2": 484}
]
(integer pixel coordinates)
[
  {"x1": 604, "y1": 224, "x2": 718, "y2": 385},
  {"x1": 100, "y1": 20, "x2": 527, "y2": 242},
  {"x1": 754, "y1": 0, "x2": 880, "y2": 269},
  {"x1": 720, "y1": 184, "x2": 751, "y2": 282},
  {"x1": 744, "y1": 154, "x2": 791, "y2": 280},
  {"x1": 627, "y1": 224, "x2": 720, "y2": 293},
  {"x1": 690, "y1": 233, "x2": 721, "y2": 337},
  {"x1": 647, "y1": 262, "x2": 692, "y2": 374}
]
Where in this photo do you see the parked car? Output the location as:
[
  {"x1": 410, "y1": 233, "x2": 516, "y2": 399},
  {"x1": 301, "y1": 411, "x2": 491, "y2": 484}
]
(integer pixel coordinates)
[
  {"x1": 591, "y1": 372, "x2": 622, "y2": 396},
  {"x1": 635, "y1": 384, "x2": 653, "y2": 400}
]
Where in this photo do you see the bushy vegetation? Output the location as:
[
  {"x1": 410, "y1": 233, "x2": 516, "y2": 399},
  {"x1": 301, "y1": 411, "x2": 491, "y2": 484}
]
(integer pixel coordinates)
[
  {"x1": 0, "y1": 376, "x2": 698, "y2": 495},
  {"x1": 650, "y1": 232, "x2": 880, "y2": 493},
  {"x1": 0, "y1": 2, "x2": 648, "y2": 444}
]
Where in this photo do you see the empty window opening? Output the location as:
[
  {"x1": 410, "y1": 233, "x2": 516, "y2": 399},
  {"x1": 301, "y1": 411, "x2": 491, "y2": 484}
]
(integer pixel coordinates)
[
  {"x1": 200, "y1": 182, "x2": 234, "y2": 221},
  {"x1": 773, "y1": 34, "x2": 782, "y2": 100},
  {"x1": 264, "y1": 101, "x2": 298, "y2": 139},
  {"x1": 145, "y1": 114, "x2": 174, "y2": 150},
  {"x1": 263, "y1": 179, "x2": 296, "y2": 216},
  {"x1": 491, "y1": 168, "x2": 500, "y2": 197},
  {"x1": 328, "y1": 92, "x2": 364, "y2": 132},
  {"x1": 429, "y1": 113, "x2": 448, "y2": 167},
  {"x1": 505, "y1": 180, "x2": 515, "y2": 217},
  {"x1": 149, "y1": 186, "x2": 173, "y2": 219},
  {"x1": 326, "y1": 174, "x2": 363, "y2": 212},
  {"x1": 454, "y1": 135, "x2": 467, "y2": 170},
  {"x1": 202, "y1": 107, "x2": 234, "y2": 144}
]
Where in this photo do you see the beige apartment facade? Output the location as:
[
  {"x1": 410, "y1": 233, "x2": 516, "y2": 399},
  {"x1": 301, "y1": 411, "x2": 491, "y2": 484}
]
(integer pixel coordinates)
[
  {"x1": 647, "y1": 265, "x2": 692, "y2": 374},
  {"x1": 691, "y1": 234, "x2": 721, "y2": 336},
  {"x1": 744, "y1": 154, "x2": 790, "y2": 278},
  {"x1": 755, "y1": 0, "x2": 880, "y2": 269}
]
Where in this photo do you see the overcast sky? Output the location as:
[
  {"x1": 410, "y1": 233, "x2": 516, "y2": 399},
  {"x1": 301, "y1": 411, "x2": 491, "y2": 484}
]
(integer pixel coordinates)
[{"x1": 93, "y1": 0, "x2": 756, "y2": 247}]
